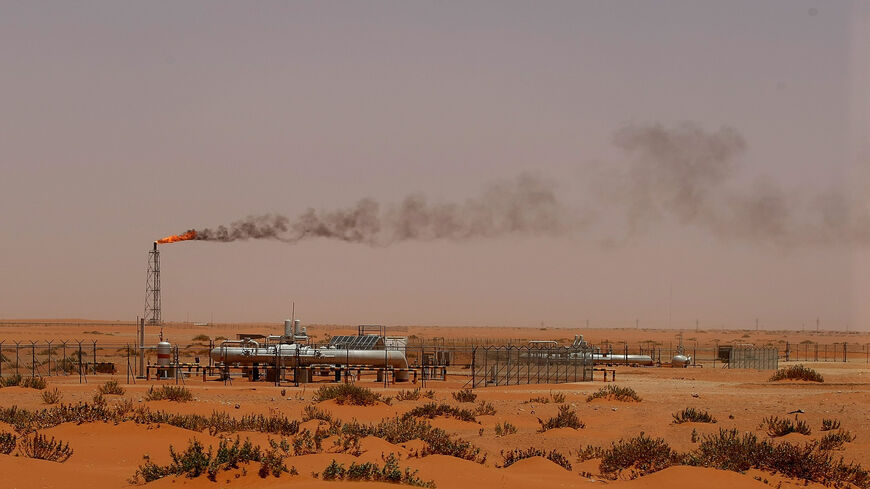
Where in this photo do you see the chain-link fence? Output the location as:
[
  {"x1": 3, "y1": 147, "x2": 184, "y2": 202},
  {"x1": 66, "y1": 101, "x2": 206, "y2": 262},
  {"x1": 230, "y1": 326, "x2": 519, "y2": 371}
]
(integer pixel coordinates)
[
  {"x1": 470, "y1": 345, "x2": 593, "y2": 388},
  {"x1": 727, "y1": 346, "x2": 779, "y2": 369}
]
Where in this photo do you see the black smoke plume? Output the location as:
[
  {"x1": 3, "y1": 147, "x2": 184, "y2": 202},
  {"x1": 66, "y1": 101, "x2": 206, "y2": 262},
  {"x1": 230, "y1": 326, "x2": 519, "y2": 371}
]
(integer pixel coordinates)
[
  {"x1": 191, "y1": 173, "x2": 579, "y2": 245},
  {"x1": 177, "y1": 122, "x2": 868, "y2": 248}
]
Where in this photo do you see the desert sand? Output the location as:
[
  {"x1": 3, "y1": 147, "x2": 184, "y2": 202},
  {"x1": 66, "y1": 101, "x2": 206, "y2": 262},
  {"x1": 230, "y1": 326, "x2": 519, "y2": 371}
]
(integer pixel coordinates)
[{"x1": 1, "y1": 322, "x2": 868, "y2": 489}]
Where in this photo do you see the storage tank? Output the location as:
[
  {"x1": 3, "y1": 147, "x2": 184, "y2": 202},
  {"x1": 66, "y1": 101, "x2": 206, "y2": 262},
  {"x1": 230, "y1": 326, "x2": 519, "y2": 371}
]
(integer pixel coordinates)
[
  {"x1": 671, "y1": 354, "x2": 691, "y2": 368},
  {"x1": 157, "y1": 340, "x2": 172, "y2": 379}
]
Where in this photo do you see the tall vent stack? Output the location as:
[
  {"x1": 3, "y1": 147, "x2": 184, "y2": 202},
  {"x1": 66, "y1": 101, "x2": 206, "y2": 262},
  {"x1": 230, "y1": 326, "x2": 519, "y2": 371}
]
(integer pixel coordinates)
[{"x1": 144, "y1": 242, "x2": 161, "y2": 326}]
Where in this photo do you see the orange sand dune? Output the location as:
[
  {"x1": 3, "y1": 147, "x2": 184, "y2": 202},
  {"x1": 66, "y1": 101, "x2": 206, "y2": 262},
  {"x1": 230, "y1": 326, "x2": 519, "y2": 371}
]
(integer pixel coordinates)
[{"x1": 1, "y1": 322, "x2": 868, "y2": 489}]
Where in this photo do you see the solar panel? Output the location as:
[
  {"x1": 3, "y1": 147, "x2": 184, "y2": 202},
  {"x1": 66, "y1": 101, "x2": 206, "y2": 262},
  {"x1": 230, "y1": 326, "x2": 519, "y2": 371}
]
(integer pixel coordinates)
[{"x1": 328, "y1": 335, "x2": 382, "y2": 350}]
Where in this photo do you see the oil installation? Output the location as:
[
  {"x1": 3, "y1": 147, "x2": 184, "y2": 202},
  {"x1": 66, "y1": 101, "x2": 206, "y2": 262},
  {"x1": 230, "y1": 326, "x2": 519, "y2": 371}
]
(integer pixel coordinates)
[{"x1": 143, "y1": 234, "x2": 411, "y2": 383}]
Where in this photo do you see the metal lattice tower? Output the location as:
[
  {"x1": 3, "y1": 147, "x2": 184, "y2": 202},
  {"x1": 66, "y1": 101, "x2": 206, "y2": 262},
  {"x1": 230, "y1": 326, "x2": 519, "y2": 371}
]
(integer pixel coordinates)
[{"x1": 144, "y1": 242, "x2": 161, "y2": 326}]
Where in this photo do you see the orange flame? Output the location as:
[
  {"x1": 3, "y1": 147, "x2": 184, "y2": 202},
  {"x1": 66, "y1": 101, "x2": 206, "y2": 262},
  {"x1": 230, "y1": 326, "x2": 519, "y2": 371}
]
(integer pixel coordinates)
[{"x1": 156, "y1": 230, "x2": 197, "y2": 244}]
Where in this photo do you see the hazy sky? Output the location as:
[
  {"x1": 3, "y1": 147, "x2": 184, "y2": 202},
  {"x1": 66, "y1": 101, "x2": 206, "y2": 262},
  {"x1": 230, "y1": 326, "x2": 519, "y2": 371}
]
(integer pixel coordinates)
[{"x1": 1, "y1": 1, "x2": 868, "y2": 329}]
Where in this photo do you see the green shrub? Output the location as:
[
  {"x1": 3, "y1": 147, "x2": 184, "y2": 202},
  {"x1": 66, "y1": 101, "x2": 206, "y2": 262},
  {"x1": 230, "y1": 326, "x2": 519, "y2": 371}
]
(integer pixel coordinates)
[
  {"x1": 473, "y1": 401, "x2": 496, "y2": 416},
  {"x1": 586, "y1": 385, "x2": 641, "y2": 402},
  {"x1": 402, "y1": 403, "x2": 476, "y2": 422},
  {"x1": 599, "y1": 433, "x2": 679, "y2": 479},
  {"x1": 763, "y1": 416, "x2": 811, "y2": 437},
  {"x1": 819, "y1": 430, "x2": 855, "y2": 451},
  {"x1": 258, "y1": 448, "x2": 288, "y2": 478},
  {"x1": 21, "y1": 376, "x2": 47, "y2": 390},
  {"x1": 451, "y1": 389, "x2": 477, "y2": 403},
  {"x1": 313, "y1": 384, "x2": 381, "y2": 406},
  {"x1": 320, "y1": 454, "x2": 435, "y2": 487},
  {"x1": 686, "y1": 428, "x2": 765, "y2": 472},
  {"x1": 145, "y1": 385, "x2": 193, "y2": 402},
  {"x1": 0, "y1": 374, "x2": 22, "y2": 387},
  {"x1": 41, "y1": 388, "x2": 62, "y2": 405},
  {"x1": 18, "y1": 432, "x2": 73, "y2": 462},
  {"x1": 672, "y1": 407, "x2": 716, "y2": 424},
  {"x1": 98, "y1": 380, "x2": 125, "y2": 395},
  {"x1": 538, "y1": 405, "x2": 584, "y2": 432},
  {"x1": 0, "y1": 431, "x2": 16, "y2": 454},
  {"x1": 131, "y1": 437, "x2": 287, "y2": 483},
  {"x1": 769, "y1": 365, "x2": 823, "y2": 382},
  {"x1": 494, "y1": 422, "x2": 517, "y2": 437},
  {"x1": 500, "y1": 447, "x2": 572, "y2": 471},
  {"x1": 341, "y1": 417, "x2": 483, "y2": 462},
  {"x1": 395, "y1": 388, "x2": 421, "y2": 401}
]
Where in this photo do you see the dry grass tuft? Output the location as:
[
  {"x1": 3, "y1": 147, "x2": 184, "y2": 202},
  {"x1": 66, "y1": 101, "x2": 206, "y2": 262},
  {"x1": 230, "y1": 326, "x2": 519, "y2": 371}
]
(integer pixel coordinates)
[{"x1": 769, "y1": 364, "x2": 823, "y2": 382}]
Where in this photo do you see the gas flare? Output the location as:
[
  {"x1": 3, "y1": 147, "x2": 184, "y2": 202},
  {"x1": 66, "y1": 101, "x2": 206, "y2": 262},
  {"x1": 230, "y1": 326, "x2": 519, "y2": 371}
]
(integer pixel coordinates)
[{"x1": 156, "y1": 230, "x2": 197, "y2": 244}]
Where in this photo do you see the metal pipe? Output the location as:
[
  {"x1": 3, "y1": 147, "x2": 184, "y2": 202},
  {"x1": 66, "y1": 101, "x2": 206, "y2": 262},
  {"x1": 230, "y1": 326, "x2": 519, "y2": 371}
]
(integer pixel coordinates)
[{"x1": 209, "y1": 344, "x2": 410, "y2": 381}]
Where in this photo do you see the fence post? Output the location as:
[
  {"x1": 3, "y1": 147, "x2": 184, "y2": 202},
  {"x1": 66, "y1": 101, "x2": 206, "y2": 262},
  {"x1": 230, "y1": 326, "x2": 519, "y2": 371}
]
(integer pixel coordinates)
[
  {"x1": 47, "y1": 340, "x2": 52, "y2": 377},
  {"x1": 471, "y1": 347, "x2": 476, "y2": 388},
  {"x1": 78, "y1": 341, "x2": 84, "y2": 384}
]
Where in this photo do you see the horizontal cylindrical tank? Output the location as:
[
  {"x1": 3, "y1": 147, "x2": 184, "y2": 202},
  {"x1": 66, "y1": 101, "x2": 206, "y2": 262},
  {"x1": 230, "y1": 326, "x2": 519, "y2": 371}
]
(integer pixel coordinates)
[
  {"x1": 591, "y1": 353, "x2": 655, "y2": 366},
  {"x1": 671, "y1": 354, "x2": 691, "y2": 368},
  {"x1": 210, "y1": 343, "x2": 410, "y2": 381}
]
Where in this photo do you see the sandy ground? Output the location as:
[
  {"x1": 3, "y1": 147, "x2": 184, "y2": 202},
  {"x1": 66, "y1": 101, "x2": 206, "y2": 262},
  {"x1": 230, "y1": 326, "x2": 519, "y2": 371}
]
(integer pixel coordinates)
[{"x1": 1, "y1": 323, "x2": 869, "y2": 489}]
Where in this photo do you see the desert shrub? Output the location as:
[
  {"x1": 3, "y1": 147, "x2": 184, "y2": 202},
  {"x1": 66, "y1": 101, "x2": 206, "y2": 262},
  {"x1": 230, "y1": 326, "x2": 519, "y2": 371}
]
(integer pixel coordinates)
[
  {"x1": 551, "y1": 392, "x2": 566, "y2": 403},
  {"x1": 192, "y1": 334, "x2": 210, "y2": 342},
  {"x1": 451, "y1": 389, "x2": 477, "y2": 403},
  {"x1": 98, "y1": 380, "x2": 125, "y2": 395},
  {"x1": 599, "y1": 433, "x2": 678, "y2": 479},
  {"x1": 474, "y1": 401, "x2": 496, "y2": 416},
  {"x1": 423, "y1": 390, "x2": 436, "y2": 399},
  {"x1": 41, "y1": 388, "x2": 62, "y2": 405},
  {"x1": 577, "y1": 445, "x2": 606, "y2": 462},
  {"x1": 320, "y1": 454, "x2": 435, "y2": 487},
  {"x1": 21, "y1": 376, "x2": 47, "y2": 390},
  {"x1": 302, "y1": 404, "x2": 335, "y2": 423},
  {"x1": 341, "y1": 417, "x2": 483, "y2": 462},
  {"x1": 0, "y1": 374, "x2": 22, "y2": 387},
  {"x1": 322, "y1": 459, "x2": 345, "y2": 480},
  {"x1": 494, "y1": 421, "x2": 517, "y2": 437},
  {"x1": 145, "y1": 385, "x2": 193, "y2": 402},
  {"x1": 0, "y1": 431, "x2": 16, "y2": 454},
  {"x1": 258, "y1": 448, "x2": 288, "y2": 478},
  {"x1": 131, "y1": 407, "x2": 301, "y2": 437},
  {"x1": 92, "y1": 392, "x2": 107, "y2": 407},
  {"x1": 18, "y1": 432, "x2": 73, "y2": 462},
  {"x1": 402, "y1": 403, "x2": 477, "y2": 422},
  {"x1": 687, "y1": 428, "x2": 767, "y2": 472},
  {"x1": 672, "y1": 407, "x2": 716, "y2": 424},
  {"x1": 763, "y1": 416, "x2": 812, "y2": 437},
  {"x1": 290, "y1": 429, "x2": 322, "y2": 455},
  {"x1": 769, "y1": 364, "x2": 824, "y2": 382},
  {"x1": 131, "y1": 437, "x2": 287, "y2": 483},
  {"x1": 501, "y1": 447, "x2": 572, "y2": 471},
  {"x1": 331, "y1": 432, "x2": 363, "y2": 456},
  {"x1": 313, "y1": 384, "x2": 381, "y2": 406},
  {"x1": 395, "y1": 388, "x2": 421, "y2": 401},
  {"x1": 587, "y1": 385, "x2": 641, "y2": 402},
  {"x1": 819, "y1": 430, "x2": 855, "y2": 451},
  {"x1": 0, "y1": 402, "x2": 130, "y2": 432},
  {"x1": 538, "y1": 405, "x2": 584, "y2": 432},
  {"x1": 820, "y1": 418, "x2": 841, "y2": 431}
]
